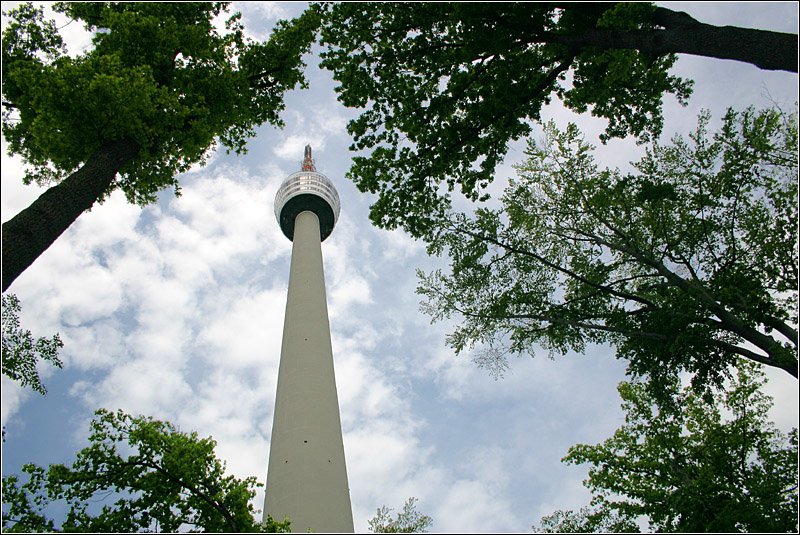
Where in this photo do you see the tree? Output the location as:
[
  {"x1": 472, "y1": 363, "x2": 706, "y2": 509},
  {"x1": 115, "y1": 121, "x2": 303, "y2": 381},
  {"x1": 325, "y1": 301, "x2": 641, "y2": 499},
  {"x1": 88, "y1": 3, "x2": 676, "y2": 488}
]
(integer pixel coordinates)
[
  {"x1": 1, "y1": 293, "x2": 63, "y2": 395},
  {"x1": 534, "y1": 505, "x2": 639, "y2": 533},
  {"x1": 317, "y1": 2, "x2": 798, "y2": 237},
  {"x1": 1, "y1": 2, "x2": 318, "y2": 291},
  {"x1": 368, "y1": 497, "x2": 433, "y2": 533},
  {"x1": 536, "y1": 360, "x2": 798, "y2": 532},
  {"x1": 417, "y1": 106, "x2": 798, "y2": 390},
  {"x1": 1, "y1": 408, "x2": 290, "y2": 533}
]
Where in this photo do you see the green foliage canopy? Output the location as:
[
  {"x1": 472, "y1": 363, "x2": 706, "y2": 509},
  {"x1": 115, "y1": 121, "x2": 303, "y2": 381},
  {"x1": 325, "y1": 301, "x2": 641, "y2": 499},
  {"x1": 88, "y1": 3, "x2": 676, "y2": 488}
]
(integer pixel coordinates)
[
  {"x1": 318, "y1": 2, "x2": 797, "y2": 237},
  {"x1": 318, "y1": 2, "x2": 708, "y2": 236},
  {"x1": 1, "y1": 293, "x2": 63, "y2": 395},
  {"x1": 368, "y1": 497, "x2": 433, "y2": 533},
  {"x1": 418, "y1": 107, "x2": 798, "y2": 389},
  {"x1": 2, "y1": 1, "x2": 317, "y2": 205},
  {"x1": 535, "y1": 505, "x2": 639, "y2": 533},
  {"x1": 1, "y1": 2, "x2": 320, "y2": 292},
  {"x1": 539, "y1": 361, "x2": 798, "y2": 532},
  {"x1": 1, "y1": 408, "x2": 290, "y2": 533}
]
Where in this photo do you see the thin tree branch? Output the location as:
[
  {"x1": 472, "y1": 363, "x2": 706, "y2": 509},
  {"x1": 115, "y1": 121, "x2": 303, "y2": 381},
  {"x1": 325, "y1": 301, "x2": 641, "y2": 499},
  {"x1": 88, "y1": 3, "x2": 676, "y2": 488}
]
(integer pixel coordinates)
[
  {"x1": 453, "y1": 225, "x2": 656, "y2": 308},
  {"x1": 505, "y1": 312, "x2": 672, "y2": 342},
  {"x1": 127, "y1": 460, "x2": 240, "y2": 533}
]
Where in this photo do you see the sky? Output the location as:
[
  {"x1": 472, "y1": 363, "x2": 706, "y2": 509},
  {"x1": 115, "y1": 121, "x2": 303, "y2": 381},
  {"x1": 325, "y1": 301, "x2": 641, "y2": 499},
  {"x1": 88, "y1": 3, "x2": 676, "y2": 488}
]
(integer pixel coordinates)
[{"x1": 1, "y1": 2, "x2": 798, "y2": 533}]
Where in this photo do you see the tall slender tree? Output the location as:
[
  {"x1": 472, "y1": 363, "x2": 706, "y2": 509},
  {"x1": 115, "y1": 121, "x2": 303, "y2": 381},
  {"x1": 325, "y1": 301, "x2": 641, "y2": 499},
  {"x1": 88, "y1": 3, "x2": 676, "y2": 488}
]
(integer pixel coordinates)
[{"x1": 2, "y1": 2, "x2": 318, "y2": 291}]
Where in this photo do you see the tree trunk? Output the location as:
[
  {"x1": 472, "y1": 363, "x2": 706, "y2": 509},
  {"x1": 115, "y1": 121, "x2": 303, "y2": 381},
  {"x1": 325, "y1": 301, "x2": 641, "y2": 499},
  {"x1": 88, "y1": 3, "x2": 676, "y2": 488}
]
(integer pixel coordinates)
[
  {"x1": 547, "y1": 6, "x2": 798, "y2": 73},
  {"x1": 2, "y1": 139, "x2": 140, "y2": 292}
]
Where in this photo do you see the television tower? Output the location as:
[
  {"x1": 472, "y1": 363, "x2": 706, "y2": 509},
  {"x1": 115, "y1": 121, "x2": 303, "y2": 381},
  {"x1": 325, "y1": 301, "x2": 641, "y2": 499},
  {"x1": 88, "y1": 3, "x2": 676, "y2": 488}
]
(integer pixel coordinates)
[{"x1": 265, "y1": 145, "x2": 354, "y2": 532}]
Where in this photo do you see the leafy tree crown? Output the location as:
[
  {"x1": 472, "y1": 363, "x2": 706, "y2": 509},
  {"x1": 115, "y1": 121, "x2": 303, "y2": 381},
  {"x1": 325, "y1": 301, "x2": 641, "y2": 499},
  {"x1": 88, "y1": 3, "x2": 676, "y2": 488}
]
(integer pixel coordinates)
[{"x1": 2, "y1": 2, "x2": 318, "y2": 205}]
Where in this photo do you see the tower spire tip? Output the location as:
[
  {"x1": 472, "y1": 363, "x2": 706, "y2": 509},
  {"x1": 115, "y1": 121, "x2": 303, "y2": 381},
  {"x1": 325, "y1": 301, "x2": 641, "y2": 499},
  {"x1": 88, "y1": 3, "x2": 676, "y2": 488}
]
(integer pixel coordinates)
[{"x1": 302, "y1": 144, "x2": 315, "y2": 172}]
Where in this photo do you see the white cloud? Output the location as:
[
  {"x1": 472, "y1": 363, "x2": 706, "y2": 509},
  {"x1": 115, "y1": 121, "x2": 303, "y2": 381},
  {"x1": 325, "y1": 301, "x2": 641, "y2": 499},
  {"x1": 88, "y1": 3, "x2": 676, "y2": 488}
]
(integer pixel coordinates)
[
  {"x1": 380, "y1": 228, "x2": 426, "y2": 262},
  {"x1": 273, "y1": 134, "x2": 326, "y2": 161},
  {"x1": 197, "y1": 287, "x2": 286, "y2": 370},
  {"x1": 419, "y1": 344, "x2": 481, "y2": 401},
  {"x1": 235, "y1": 1, "x2": 293, "y2": 42},
  {"x1": 329, "y1": 275, "x2": 372, "y2": 318},
  {"x1": 44, "y1": 5, "x2": 94, "y2": 58},
  {"x1": 0, "y1": 150, "x2": 45, "y2": 217},
  {"x1": 61, "y1": 322, "x2": 126, "y2": 370},
  {"x1": 269, "y1": 100, "x2": 352, "y2": 165},
  {"x1": 1, "y1": 377, "x2": 30, "y2": 429},
  {"x1": 309, "y1": 106, "x2": 350, "y2": 136},
  {"x1": 239, "y1": 1, "x2": 290, "y2": 21},
  {"x1": 435, "y1": 479, "x2": 518, "y2": 533},
  {"x1": 531, "y1": 472, "x2": 593, "y2": 526},
  {"x1": 758, "y1": 366, "x2": 798, "y2": 432},
  {"x1": 76, "y1": 358, "x2": 193, "y2": 418}
]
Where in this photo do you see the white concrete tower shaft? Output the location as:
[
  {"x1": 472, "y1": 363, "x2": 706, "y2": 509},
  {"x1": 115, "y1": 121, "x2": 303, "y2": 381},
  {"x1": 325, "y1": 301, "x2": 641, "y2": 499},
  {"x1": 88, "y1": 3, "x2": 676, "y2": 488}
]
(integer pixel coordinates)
[{"x1": 266, "y1": 146, "x2": 353, "y2": 533}]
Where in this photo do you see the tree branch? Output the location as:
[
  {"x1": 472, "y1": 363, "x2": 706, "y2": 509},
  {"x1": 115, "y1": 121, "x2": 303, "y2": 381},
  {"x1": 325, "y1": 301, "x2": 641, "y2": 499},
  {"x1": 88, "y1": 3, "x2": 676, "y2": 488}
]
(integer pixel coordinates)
[
  {"x1": 582, "y1": 227, "x2": 797, "y2": 376},
  {"x1": 128, "y1": 460, "x2": 240, "y2": 532},
  {"x1": 760, "y1": 315, "x2": 799, "y2": 347},
  {"x1": 563, "y1": 187, "x2": 798, "y2": 377},
  {"x1": 537, "y1": 21, "x2": 798, "y2": 72},
  {"x1": 708, "y1": 339, "x2": 781, "y2": 371},
  {"x1": 506, "y1": 311, "x2": 672, "y2": 342},
  {"x1": 453, "y1": 225, "x2": 657, "y2": 308}
]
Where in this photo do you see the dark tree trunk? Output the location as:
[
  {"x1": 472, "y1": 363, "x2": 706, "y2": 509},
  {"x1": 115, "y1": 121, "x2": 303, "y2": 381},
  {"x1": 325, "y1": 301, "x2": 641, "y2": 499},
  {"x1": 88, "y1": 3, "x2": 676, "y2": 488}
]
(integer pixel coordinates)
[
  {"x1": 547, "y1": 6, "x2": 798, "y2": 72},
  {"x1": 2, "y1": 139, "x2": 140, "y2": 292}
]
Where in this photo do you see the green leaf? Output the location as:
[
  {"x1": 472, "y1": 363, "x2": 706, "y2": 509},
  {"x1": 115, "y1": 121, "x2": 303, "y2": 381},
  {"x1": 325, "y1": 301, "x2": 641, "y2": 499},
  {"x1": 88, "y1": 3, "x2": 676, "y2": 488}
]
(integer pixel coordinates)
[{"x1": 1, "y1": 294, "x2": 63, "y2": 395}]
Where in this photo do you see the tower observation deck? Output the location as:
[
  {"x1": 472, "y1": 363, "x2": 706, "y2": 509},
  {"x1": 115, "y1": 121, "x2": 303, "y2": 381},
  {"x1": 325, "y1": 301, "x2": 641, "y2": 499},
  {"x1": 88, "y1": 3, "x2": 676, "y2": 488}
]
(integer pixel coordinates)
[
  {"x1": 274, "y1": 145, "x2": 340, "y2": 241},
  {"x1": 265, "y1": 145, "x2": 353, "y2": 533}
]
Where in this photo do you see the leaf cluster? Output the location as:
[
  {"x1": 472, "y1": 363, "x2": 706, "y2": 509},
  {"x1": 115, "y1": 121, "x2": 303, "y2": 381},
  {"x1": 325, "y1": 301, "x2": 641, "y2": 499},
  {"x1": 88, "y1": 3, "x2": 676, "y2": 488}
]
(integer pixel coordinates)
[
  {"x1": 1, "y1": 408, "x2": 290, "y2": 533},
  {"x1": 367, "y1": 497, "x2": 433, "y2": 533},
  {"x1": 1, "y1": 2, "x2": 318, "y2": 205},
  {"x1": 418, "y1": 106, "x2": 798, "y2": 390},
  {"x1": 317, "y1": 2, "x2": 692, "y2": 236},
  {"x1": 534, "y1": 504, "x2": 640, "y2": 533},
  {"x1": 559, "y1": 361, "x2": 798, "y2": 532},
  {"x1": 1, "y1": 293, "x2": 63, "y2": 395}
]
